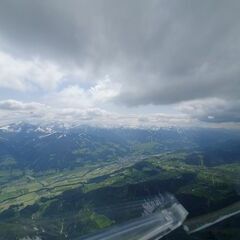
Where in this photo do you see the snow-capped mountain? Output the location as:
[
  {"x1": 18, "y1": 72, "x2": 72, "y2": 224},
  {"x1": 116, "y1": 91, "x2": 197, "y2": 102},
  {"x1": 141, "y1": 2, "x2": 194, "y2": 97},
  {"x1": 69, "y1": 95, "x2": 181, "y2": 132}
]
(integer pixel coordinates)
[{"x1": 0, "y1": 122, "x2": 240, "y2": 172}]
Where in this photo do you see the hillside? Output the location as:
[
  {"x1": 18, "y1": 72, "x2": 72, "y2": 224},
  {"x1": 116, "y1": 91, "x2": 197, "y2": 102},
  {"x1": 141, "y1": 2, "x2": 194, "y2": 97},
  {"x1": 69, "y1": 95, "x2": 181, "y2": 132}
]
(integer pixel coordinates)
[{"x1": 0, "y1": 124, "x2": 239, "y2": 239}]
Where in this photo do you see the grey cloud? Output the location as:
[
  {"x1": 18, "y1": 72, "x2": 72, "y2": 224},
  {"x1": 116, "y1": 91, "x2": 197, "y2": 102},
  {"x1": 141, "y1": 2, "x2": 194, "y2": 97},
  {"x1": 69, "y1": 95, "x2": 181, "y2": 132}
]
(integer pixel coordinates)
[
  {"x1": 0, "y1": 100, "x2": 47, "y2": 125},
  {"x1": 0, "y1": 99, "x2": 193, "y2": 128},
  {"x1": 0, "y1": 99, "x2": 45, "y2": 111},
  {"x1": 0, "y1": 100, "x2": 110, "y2": 125},
  {"x1": 0, "y1": 0, "x2": 240, "y2": 124},
  {"x1": 179, "y1": 99, "x2": 240, "y2": 123}
]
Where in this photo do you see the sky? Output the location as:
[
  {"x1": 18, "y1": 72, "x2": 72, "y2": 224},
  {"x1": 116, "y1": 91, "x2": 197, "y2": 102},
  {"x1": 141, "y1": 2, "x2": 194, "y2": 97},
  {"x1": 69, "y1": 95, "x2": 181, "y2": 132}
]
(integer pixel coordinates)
[{"x1": 0, "y1": 0, "x2": 240, "y2": 128}]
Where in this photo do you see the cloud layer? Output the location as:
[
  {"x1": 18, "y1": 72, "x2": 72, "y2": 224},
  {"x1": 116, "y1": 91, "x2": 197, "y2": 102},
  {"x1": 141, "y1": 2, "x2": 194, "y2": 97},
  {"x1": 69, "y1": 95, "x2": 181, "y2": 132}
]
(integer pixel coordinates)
[
  {"x1": 0, "y1": 99, "x2": 193, "y2": 128},
  {"x1": 0, "y1": 0, "x2": 239, "y2": 127}
]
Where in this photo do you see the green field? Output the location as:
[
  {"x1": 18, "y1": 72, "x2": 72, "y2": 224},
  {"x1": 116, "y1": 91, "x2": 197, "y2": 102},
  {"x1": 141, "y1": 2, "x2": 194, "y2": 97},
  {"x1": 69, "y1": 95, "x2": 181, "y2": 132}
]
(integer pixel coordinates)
[{"x1": 0, "y1": 150, "x2": 239, "y2": 239}]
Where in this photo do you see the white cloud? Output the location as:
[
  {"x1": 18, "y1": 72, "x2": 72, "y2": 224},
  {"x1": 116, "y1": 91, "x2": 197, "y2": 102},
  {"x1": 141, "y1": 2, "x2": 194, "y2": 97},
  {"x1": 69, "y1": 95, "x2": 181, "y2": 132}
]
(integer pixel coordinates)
[
  {"x1": 0, "y1": 99, "x2": 46, "y2": 111},
  {"x1": 89, "y1": 76, "x2": 121, "y2": 103},
  {"x1": 1, "y1": 98, "x2": 240, "y2": 128},
  {"x1": 0, "y1": 99, "x2": 194, "y2": 128},
  {"x1": 0, "y1": 51, "x2": 64, "y2": 91},
  {"x1": 47, "y1": 76, "x2": 121, "y2": 108},
  {"x1": 0, "y1": 99, "x2": 48, "y2": 125}
]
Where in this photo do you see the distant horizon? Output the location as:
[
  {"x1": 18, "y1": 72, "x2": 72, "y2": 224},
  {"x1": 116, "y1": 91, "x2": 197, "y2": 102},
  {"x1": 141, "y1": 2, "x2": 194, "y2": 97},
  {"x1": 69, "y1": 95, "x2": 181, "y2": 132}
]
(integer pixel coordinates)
[{"x1": 1, "y1": 120, "x2": 240, "y2": 131}]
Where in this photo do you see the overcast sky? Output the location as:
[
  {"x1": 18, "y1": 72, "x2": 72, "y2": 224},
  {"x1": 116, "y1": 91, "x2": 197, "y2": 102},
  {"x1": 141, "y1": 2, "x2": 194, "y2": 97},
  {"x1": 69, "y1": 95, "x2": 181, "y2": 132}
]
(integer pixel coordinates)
[{"x1": 0, "y1": 0, "x2": 239, "y2": 128}]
